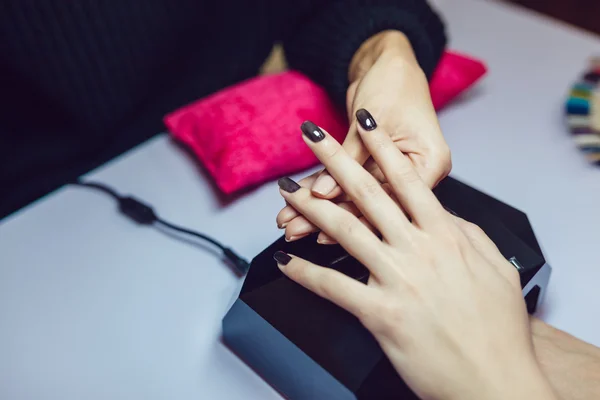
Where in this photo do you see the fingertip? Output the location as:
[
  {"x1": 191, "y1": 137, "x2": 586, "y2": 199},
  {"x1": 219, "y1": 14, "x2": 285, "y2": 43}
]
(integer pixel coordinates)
[
  {"x1": 284, "y1": 217, "x2": 317, "y2": 241},
  {"x1": 355, "y1": 108, "x2": 378, "y2": 131},
  {"x1": 273, "y1": 251, "x2": 292, "y2": 270},
  {"x1": 317, "y1": 232, "x2": 337, "y2": 245},
  {"x1": 273, "y1": 252, "x2": 307, "y2": 277},
  {"x1": 301, "y1": 120, "x2": 326, "y2": 143},
  {"x1": 284, "y1": 233, "x2": 310, "y2": 243},
  {"x1": 276, "y1": 211, "x2": 289, "y2": 229},
  {"x1": 311, "y1": 174, "x2": 338, "y2": 197},
  {"x1": 276, "y1": 205, "x2": 298, "y2": 228},
  {"x1": 322, "y1": 185, "x2": 344, "y2": 199}
]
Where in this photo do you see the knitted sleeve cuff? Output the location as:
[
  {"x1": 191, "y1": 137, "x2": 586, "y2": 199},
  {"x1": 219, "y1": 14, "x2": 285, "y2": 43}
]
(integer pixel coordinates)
[{"x1": 283, "y1": 1, "x2": 447, "y2": 107}]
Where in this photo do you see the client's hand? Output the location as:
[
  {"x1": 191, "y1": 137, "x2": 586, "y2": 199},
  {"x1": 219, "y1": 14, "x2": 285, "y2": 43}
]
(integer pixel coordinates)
[
  {"x1": 276, "y1": 31, "x2": 450, "y2": 243},
  {"x1": 274, "y1": 112, "x2": 556, "y2": 400}
]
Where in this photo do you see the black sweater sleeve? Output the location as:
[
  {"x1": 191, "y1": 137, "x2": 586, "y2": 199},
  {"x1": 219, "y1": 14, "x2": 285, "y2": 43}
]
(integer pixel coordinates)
[{"x1": 282, "y1": 0, "x2": 447, "y2": 107}]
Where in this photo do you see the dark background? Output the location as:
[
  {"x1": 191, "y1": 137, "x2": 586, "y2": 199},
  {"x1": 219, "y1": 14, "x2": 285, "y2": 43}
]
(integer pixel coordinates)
[{"x1": 506, "y1": 0, "x2": 600, "y2": 35}]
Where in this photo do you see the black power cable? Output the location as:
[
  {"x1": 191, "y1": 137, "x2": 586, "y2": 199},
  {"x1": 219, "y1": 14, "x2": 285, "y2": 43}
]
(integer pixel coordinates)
[{"x1": 71, "y1": 180, "x2": 250, "y2": 275}]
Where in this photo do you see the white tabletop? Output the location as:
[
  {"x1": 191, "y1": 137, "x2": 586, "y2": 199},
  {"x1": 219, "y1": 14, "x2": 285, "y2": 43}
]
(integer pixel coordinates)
[{"x1": 2, "y1": 1, "x2": 600, "y2": 399}]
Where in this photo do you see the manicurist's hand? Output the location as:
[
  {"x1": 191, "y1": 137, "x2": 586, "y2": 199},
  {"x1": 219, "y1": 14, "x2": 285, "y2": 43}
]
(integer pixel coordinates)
[
  {"x1": 530, "y1": 317, "x2": 600, "y2": 400},
  {"x1": 273, "y1": 113, "x2": 557, "y2": 400},
  {"x1": 276, "y1": 30, "x2": 451, "y2": 244}
]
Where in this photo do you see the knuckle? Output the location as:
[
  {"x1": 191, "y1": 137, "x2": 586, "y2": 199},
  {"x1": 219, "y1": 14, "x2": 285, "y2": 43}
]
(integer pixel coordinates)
[
  {"x1": 316, "y1": 275, "x2": 338, "y2": 300},
  {"x1": 335, "y1": 215, "x2": 362, "y2": 237},
  {"x1": 418, "y1": 227, "x2": 460, "y2": 254},
  {"x1": 446, "y1": 226, "x2": 470, "y2": 247},
  {"x1": 358, "y1": 216, "x2": 375, "y2": 231},
  {"x1": 353, "y1": 305, "x2": 373, "y2": 325},
  {"x1": 443, "y1": 146, "x2": 452, "y2": 166},
  {"x1": 291, "y1": 187, "x2": 312, "y2": 204},
  {"x1": 323, "y1": 143, "x2": 344, "y2": 162},
  {"x1": 367, "y1": 301, "x2": 404, "y2": 333},
  {"x1": 461, "y1": 220, "x2": 486, "y2": 238},
  {"x1": 285, "y1": 260, "x2": 308, "y2": 282},
  {"x1": 367, "y1": 132, "x2": 391, "y2": 152},
  {"x1": 437, "y1": 146, "x2": 452, "y2": 176},
  {"x1": 389, "y1": 166, "x2": 421, "y2": 187},
  {"x1": 505, "y1": 263, "x2": 522, "y2": 286},
  {"x1": 353, "y1": 179, "x2": 382, "y2": 201}
]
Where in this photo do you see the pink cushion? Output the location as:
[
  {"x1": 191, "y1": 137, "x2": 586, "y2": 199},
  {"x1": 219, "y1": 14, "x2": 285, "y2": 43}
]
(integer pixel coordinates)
[{"x1": 164, "y1": 50, "x2": 487, "y2": 195}]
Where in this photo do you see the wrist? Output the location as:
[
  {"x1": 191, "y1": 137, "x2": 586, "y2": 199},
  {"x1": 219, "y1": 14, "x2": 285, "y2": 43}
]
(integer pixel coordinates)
[
  {"x1": 531, "y1": 317, "x2": 600, "y2": 400},
  {"x1": 472, "y1": 360, "x2": 557, "y2": 400},
  {"x1": 348, "y1": 30, "x2": 417, "y2": 83}
]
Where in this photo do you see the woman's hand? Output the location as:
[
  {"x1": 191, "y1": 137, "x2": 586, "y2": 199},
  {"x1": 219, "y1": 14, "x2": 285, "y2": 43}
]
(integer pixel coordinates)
[
  {"x1": 273, "y1": 113, "x2": 556, "y2": 400},
  {"x1": 276, "y1": 30, "x2": 451, "y2": 243}
]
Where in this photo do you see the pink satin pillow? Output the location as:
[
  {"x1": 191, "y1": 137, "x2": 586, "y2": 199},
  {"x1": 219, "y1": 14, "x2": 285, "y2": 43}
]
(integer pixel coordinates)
[{"x1": 164, "y1": 50, "x2": 487, "y2": 195}]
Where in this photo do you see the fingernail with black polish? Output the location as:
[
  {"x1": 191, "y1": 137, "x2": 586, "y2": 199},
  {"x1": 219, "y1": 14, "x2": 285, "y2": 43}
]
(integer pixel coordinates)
[
  {"x1": 273, "y1": 251, "x2": 292, "y2": 265},
  {"x1": 278, "y1": 177, "x2": 301, "y2": 193},
  {"x1": 356, "y1": 109, "x2": 377, "y2": 131},
  {"x1": 301, "y1": 120, "x2": 326, "y2": 142}
]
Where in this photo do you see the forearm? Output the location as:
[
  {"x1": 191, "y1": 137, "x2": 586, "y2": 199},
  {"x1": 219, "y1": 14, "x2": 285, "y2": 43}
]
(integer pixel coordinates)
[
  {"x1": 283, "y1": 0, "x2": 446, "y2": 107},
  {"x1": 441, "y1": 354, "x2": 558, "y2": 400},
  {"x1": 478, "y1": 367, "x2": 557, "y2": 400},
  {"x1": 531, "y1": 317, "x2": 600, "y2": 400}
]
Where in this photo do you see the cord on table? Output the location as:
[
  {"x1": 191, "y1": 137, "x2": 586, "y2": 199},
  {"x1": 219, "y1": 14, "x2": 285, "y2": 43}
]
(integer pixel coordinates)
[{"x1": 71, "y1": 180, "x2": 250, "y2": 274}]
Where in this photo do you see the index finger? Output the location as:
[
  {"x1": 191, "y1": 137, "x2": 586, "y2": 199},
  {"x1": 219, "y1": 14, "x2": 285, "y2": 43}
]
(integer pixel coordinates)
[
  {"x1": 276, "y1": 171, "x2": 320, "y2": 228},
  {"x1": 300, "y1": 121, "x2": 412, "y2": 244},
  {"x1": 274, "y1": 252, "x2": 376, "y2": 319},
  {"x1": 311, "y1": 120, "x2": 369, "y2": 199}
]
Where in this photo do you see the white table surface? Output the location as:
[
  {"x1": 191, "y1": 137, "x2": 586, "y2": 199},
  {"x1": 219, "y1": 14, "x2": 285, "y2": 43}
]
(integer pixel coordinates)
[{"x1": 2, "y1": 1, "x2": 600, "y2": 399}]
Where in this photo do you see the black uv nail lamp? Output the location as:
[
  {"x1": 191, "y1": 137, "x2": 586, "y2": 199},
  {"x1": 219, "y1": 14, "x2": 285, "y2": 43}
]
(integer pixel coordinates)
[{"x1": 223, "y1": 176, "x2": 551, "y2": 400}]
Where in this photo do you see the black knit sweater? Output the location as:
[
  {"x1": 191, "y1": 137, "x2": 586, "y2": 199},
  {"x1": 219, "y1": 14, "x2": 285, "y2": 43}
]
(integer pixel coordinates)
[{"x1": 0, "y1": 0, "x2": 446, "y2": 219}]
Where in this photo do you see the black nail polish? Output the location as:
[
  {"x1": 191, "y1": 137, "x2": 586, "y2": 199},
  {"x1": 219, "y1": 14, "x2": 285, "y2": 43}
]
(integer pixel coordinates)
[
  {"x1": 273, "y1": 251, "x2": 292, "y2": 265},
  {"x1": 278, "y1": 177, "x2": 301, "y2": 193},
  {"x1": 301, "y1": 121, "x2": 325, "y2": 142},
  {"x1": 356, "y1": 109, "x2": 377, "y2": 131}
]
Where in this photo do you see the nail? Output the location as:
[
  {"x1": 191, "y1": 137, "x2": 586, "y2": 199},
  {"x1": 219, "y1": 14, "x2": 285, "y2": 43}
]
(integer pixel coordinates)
[
  {"x1": 312, "y1": 174, "x2": 337, "y2": 196},
  {"x1": 285, "y1": 233, "x2": 309, "y2": 242},
  {"x1": 317, "y1": 237, "x2": 337, "y2": 245},
  {"x1": 356, "y1": 109, "x2": 377, "y2": 131},
  {"x1": 301, "y1": 120, "x2": 325, "y2": 142},
  {"x1": 278, "y1": 177, "x2": 301, "y2": 193},
  {"x1": 273, "y1": 251, "x2": 292, "y2": 266},
  {"x1": 277, "y1": 222, "x2": 288, "y2": 229}
]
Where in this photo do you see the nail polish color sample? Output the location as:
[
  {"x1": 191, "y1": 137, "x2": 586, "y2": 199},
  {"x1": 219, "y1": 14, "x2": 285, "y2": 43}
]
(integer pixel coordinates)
[
  {"x1": 301, "y1": 121, "x2": 325, "y2": 142},
  {"x1": 583, "y1": 71, "x2": 600, "y2": 83},
  {"x1": 273, "y1": 251, "x2": 291, "y2": 265},
  {"x1": 356, "y1": 109, "x2": 377, "y2": 131},
  {"x1": 278, "y1": 177, "x2": 301, "y2": 193}
]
